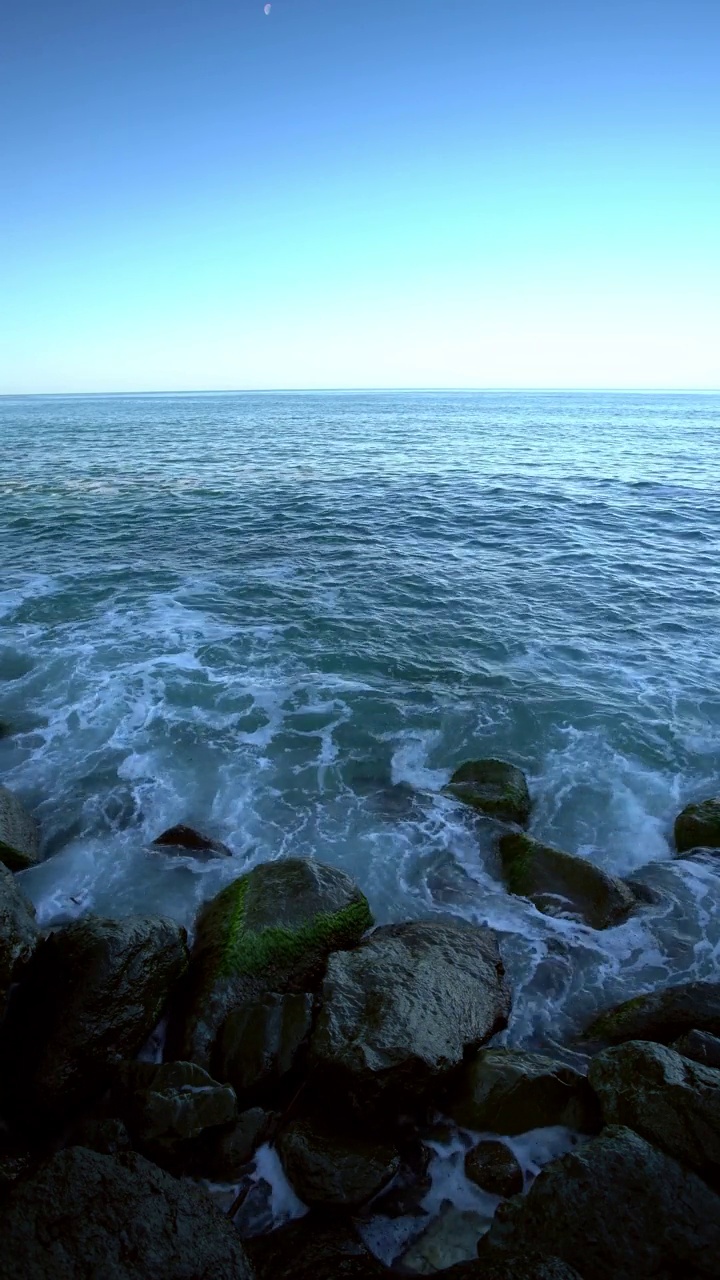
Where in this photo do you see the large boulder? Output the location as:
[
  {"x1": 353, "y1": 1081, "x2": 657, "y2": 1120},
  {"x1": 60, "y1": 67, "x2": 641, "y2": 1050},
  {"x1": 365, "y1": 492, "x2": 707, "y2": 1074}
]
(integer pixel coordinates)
[
  {"x1": 0, "y1": 862, "x2": 37, "y2": 1017},
  {"x1": 277, "y1": 1114, "x2": 400, "y2": 1208},
  {"x1": 444, "y1": 759, "x2": 531, "y2": 826},
  {"x1": 675, "y1": 798, "x2": 720, "y2": 854},
  {"x1": 584, "y1": 980, "x2": 720, "y2": 1045},
  {"x1": 215, "y1": 991, "x2": 314, "y2": 1099},
  {"x1": 1, "y1": 914, "x2": 188, "y2": 1119},
  {"x1": 673, "y1": 1029, "x2": 720, "y2": 1069},
  {"x1": 0, "y1": 1146, "x2": 255, "y2": 1280},
  {"x1": 0, "y1": 785, "x2": 40, "y2": 872},
  {"x1": 113, "y1": 1060, "x2": 237, "y2": 1160},
  {"x1": 171, "y1": 858, "x2": 372, "y2": 1070},
  {"x1": 483, "y1": 1125, "x2": 720, "y2": 1280},
  {"x1": 152, "y1": 824, "x2": 232, "y2": 858},
  {"x1": 447, "y1": 1048, "x2": 599, "y2": 1135},
  {"x1": 310, "y1": 919, "x2": 511, "y2": 1105},
  {"x1": 588, "y1": 1040, "x2": 720, "y2": 1179},
  {"x1": 191, "y1": 1106, "x2": 274, "y2": 1180},
  {"x1": 465, "y1": 1140, "x2": 524, "y2": 1198},
  {"x1": 440, "y1": 1261, "x2": 582, "y2": 1280},
  {"x1": 246, "y1": 1214, "x2": 388, "y2": 1280},
  {"x1": 498, "y1": 833, "x2": 636, "y2": 929}
]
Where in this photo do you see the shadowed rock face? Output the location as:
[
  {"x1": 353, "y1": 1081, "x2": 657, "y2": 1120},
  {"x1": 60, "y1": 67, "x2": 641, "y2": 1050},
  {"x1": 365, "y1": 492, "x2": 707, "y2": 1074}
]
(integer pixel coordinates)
[
  {"x1": 113, "y1": 1060, "x2": 238, "y2": 1158},
  {"x1": 441, "y1": 1261, "x2": 583, "y2": 1280},
  {"x1": 277, "y1": 1114, "x2": 400, "y2": 1208},
  {"x1": 673, "y1": 1029, "x2": 720, "y2": 1069},
  {"x1": 588, "y1": 1040, "x2": 720, "y2": 1179},
  {"x1": 484, "y1": 1125, "x2": 720, "y2": 1280},
  {"x1": 675, "y1": 798, "x2": 720, "y2": 854},
  {"x1": 0, "y1": 863, "x2": 37, "y2": 1017},
  {"x1": 465, "y1": 1140, "x2": 524, "y2": 1198},
  {"x1": 585, "y1": 980, "x2": 720, "y2": 1046},
  {"x1": 171, "y1": 858, "x2": 372, "y2": 1071},
  {"x1": 447, "y1": 1048, "x2": 600, "y2": 1135},
  {"x1": 0, "y1": 785, "x2": 40, "y2": 872},
  {"x1": 1, "y1": 914, "x2": 188, "y2": 1120},
  {"x1": 310, "y1": 919, "x2": 511, "y2": 1105},
  {"x1": 152, "y1": 824, "x2": 233, "y2": 858},
  {"x1": 0, "y1": 1146, "x2": 255, "y2": 1280},
  {"x1": 215, "y1": 991, "x2": 314, "y2": 1099},
  {"x1": 498, "y1": 832, "x2": 636, "y2": 929},
  {"x1": 246, "y1": 1214, "x2": 388, "y2": 1280},
  {"x1": 444, "y1": 759, "x2": 531, "y2": 826}
]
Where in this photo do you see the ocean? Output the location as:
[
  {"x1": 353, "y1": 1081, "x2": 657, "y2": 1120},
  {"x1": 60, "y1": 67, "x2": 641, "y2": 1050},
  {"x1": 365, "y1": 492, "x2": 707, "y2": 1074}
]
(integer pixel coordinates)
[{"x1": 2, "y1": 389, "x2": 719, "y2": 1054}]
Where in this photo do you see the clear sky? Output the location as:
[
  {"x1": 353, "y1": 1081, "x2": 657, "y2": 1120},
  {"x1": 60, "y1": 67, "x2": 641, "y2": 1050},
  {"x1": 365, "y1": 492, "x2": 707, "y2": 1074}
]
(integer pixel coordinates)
[{"x1": 1, "y1": 0, "x2": 719, "y2": 393}]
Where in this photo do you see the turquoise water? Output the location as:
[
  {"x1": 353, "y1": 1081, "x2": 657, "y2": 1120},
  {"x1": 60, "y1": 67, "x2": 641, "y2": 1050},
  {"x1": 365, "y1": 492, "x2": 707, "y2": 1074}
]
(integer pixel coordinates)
[{"x1": 2, "y1": 390, "x2": 719, "y2": 1050}]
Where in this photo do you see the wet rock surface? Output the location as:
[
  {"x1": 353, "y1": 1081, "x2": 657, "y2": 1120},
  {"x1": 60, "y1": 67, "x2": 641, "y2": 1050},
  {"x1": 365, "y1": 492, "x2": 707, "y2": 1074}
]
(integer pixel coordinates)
[
  {"x1": 114, "y1": 1059, "x2": 238, "y2": 1156},
  {"x1": 498, "y1": 832, "x2": 636, "y2": 929},
  {"x1": 0, "y1": 784, "x2": 40, "y2": 872},
  {"x1": 675, "y1": 798, "x2": 720, "y2": 854},
  {"x1": 447, "y1": 1048, "x2": 599, "y2": 1134},
  {"x1": 246, "y1": 1214, "x2": 388, "y2": 1280},
  {"x1": 0, "y1": 1146, "x2": 255, "y2": 1279},
  {"x1": 215, "y1": 990, "x2": 314, "y2": 1098},
  {"x1": 277, "y1": 1113, "x2": 400, "y2": 1207},
  {"x1": 1, "y1": 914, "x2": 188, "y2": 1120},
  {"x1": 152, "y1": 823, "x2": 233, "y2": 858},
  {"x1": 398, "y1": 1206, "x2": 492, "y2": 1274},
  {"x1": 465, "y1": 1139, "x2": 524, "y2": 1198},
  {"x1": 311, "y1": 919, "x2": 511, "y2": 1105},
  {"x1": 0, "y1": 861, "x2": 37, "y2": 1015},
  {"x1": 585, "y1": 979, "x2": 720, "y2": 1045},
  {"x1": 439, "y1": 1259, "x2": 583, "y2": 1280},
  {"x1": 588, "y1": 1039, "x2": 720, "y2": 1179},
  {"x1": 484, "y1": 1124, "x2": 720, "y2": 1280},
  {"x1": 673, "y1": 1029, "x2": 720, "y2": 1068},
  {"x1": 172, "y1": 858, "x2": 372, "y2": 1070},
  {"x1": 192, "y1": 1106, "x2": 274, "y2": 1180},
  {"x1": 443, "y1": 758, "x2": 531, "y2": 825}
]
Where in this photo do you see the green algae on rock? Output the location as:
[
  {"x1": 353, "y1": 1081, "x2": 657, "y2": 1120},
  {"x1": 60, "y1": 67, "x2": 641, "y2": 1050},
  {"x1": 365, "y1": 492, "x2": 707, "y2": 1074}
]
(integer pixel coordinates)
[
  {"x1": 584, "y1": 980, "x2": 720, "y2": 1046},
  {"x1": 172, "y1": 858, "x2": 372, "y2": 1071},
  {"x1": 443, "y1": 759, "x2": 531, "y2": 826},
  {"x1": 0, "y1": 785, "x2": 41, "y2": 873},
  {"x1": 674, "y1": 797, "x2": 720, "y2": 854},
  {"x1": 498, "y1": 832, "x2": 636, "y2": 929}
]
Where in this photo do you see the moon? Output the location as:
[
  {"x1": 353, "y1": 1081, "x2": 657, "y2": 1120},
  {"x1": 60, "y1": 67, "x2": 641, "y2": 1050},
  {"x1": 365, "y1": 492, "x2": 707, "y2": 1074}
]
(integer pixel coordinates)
[{"x1": 264, "y1": 3, "x2": 271, "y2": 12}]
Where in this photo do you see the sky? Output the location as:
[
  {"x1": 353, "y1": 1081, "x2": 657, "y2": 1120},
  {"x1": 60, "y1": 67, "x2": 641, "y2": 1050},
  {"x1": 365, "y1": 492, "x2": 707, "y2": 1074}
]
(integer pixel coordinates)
[{"x1": 1, "y1": 0, "x2": 719, "y2": 393}]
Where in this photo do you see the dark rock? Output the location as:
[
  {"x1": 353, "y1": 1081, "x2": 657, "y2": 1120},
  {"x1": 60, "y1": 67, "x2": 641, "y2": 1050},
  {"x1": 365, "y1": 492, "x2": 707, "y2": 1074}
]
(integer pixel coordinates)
[
  {"x1": 447, "y1": 1048, "x2": 599, "y2": 1135},
  {"x1": 0, "y1": 862, "x2": 37, "y2": 1016},
  {"x1": 483, "y1": 1124, "x2": 720, "y2": 1280},
  {"x1": 0, "y1": 1146, "x2": 254, "y2": 1279},
  {"x1": 437, "y1": 1258, "x2": 583, "y2": 1280},
  {"x1": 311, "y1": 919, "x2": 511, "y2": 1106},
  {"x1": 0, "y1": 784, "x2": 40, "y2": 872},
  {"x1": 152, "y1": 824, "x2": 233, "y2": 858},
  {"x1": 398, "y1": 1206, "x2": 492, "y2": 1273},
  {"x1": 246, "y1": 1213, "x2": 388, "y2": 1280},
  {"x1": 215, "y1": 991, "x2": 314, "y2": 1097},
  {"x1": 675, "y1": 798, "x2": 720, "y2": 854},
  {"x1": 192, "y1": 1107, "x2": 274, "y2": 1180},
  {"x1": 0, "y1": 1141, "x2": 38, "y2": 1202},
  {"x1": 465, "y1": 1140, "x2": 524, "y2": 1198},
  {"x1": 66, "y1": 1116, "x2": 132, "y2": 1156},
  {"x1": 444, "y1": 759, "x2": 531, "y2": 826},
  {"x1": 230, "y1": 1176, "x2": 276, "y2": 1238},
  {"x1": 584, "y1": 980, "x2": 720, "y2": 1046},
  {"x1": 364, "y1": 1141, "x2": 432, "y2": 1218},
  {"x1": 171, "y1": 858, "x2": 372, "y2": 1070},
  {"x1": 277, "y1": 1114, "x2": 400, "y2": 1207},
  {"x1": 114, "y1": 1060, "x2": 237, "y2": 1154},
  {"x1": 498, "y1": 833, "x2": 636, "y2": 929},
  {"x1": 1, "y1": 914, "x2": 188, "y2": 1120},
  {"x1": 588, "y1": 1039, "x2": 720, "y2": 1179},
  {"x1": 673, "y1": 1030, "x2": 720, "y2": 1069}
]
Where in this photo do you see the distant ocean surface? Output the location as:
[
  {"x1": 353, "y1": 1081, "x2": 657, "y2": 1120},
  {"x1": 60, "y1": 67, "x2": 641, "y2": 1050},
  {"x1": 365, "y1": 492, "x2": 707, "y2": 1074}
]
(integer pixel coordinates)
[{"x1": 2, "y1": 390, "x2": 720, "y2": 1050}]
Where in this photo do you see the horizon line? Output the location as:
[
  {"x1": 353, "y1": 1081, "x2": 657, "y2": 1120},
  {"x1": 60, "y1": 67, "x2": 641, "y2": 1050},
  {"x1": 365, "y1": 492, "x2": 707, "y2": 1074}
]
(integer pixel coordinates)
[{"x1": 2, "y1": 385, "x2": 719, "y2": 399}]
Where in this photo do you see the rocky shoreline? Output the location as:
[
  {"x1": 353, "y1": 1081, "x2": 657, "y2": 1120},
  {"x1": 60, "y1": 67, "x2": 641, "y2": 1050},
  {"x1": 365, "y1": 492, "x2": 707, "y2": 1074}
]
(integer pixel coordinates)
[{"x1": 1, "y1": 761, "x2": 720, "y2": 1278}]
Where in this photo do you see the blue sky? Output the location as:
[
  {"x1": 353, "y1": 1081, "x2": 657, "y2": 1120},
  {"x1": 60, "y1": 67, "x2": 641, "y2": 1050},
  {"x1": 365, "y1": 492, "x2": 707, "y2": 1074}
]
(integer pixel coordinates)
[{"x1": 1, "y1": 0, "x2": 719, "y2": 392}]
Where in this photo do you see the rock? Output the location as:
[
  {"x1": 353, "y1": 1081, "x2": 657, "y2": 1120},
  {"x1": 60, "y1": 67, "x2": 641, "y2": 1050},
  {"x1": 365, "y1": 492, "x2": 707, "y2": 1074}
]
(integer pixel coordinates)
[
  {"x1": 246, "y1": 1214, "x2": 388, "y2": 1280},
  {"x1": 439, "y1": 1259, "x2": 583, "y2": 1280},
  {"x1": 673, "y1": 1029, "x2": 720, "y2": 1069},
  {"x1": 398, "y1": 1207, "x2": 492, "y2": 1274},
  {"x1": 277, "y1": 1114, "x2": 400, "y2": 1208},
  {"x1": 171, "y1": 858, "x2": 372, "y2": 1070},
  {"x1": 192, "y1": 1107, "x2": 274, "y2": 1180},
  {"x1": 152, "y1": 823, "x2": 233, "y2": 858},
  {"x1": 364, "y1": 1141, "x2": 432, "y2": 1218},
  {"x1": 114, "y1": 1060, "x2": 237, "y2": 1155},
  {"x1": 585, "y1": 980, "x2": 720, "y2": 1045},
  {"x1": 0, "y1": 862, "x2": 37, "y2": 1016},
  {"x1": 588, "y1": 1039, "x2": 720, "y2": 1179},
  {"x1": 0, "y1": 1146, "x2": 254, "y2": 1280},
  {"x1": 0, "y1": 785, "x2": 40, "y2": 872},
  {"x1": 447, "y1": 1048, "x2": 599, "y2": 1135},
  {"x1": 444, "y1": 759, "x2": 531, "y2": 826},
  {"x1": 675, "y1": 798, "x2": 720, "y2": 854},
  {"x1": 215, "y1": 991, "x2": 314, "y2": 1098},
  {"x1": 311, "y1": 919, "x2": 511, "y2": 1106},
  {"x1": 465, "y1": 1140, "x2": 524, "y2": 1197},
  {"x1": 484, "y1": 1125, "x2": 720, "y2": 1280},
  {"x1": 66, "y1": 1116, "x2": 132, "y2": 1156},
  {"x1": 0, "y1": 1141, "x2": 38, "y2": 1203},
  {"x1": 1, "y1": 914, "x2": 188, "y2": 1120},
  {"x1": 497, "y1": 833, "x2": 636, "y2": 929}
]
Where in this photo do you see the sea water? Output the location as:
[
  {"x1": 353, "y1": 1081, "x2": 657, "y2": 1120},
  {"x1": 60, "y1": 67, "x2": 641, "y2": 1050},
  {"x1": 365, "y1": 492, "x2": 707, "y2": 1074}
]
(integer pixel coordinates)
[{"x1": 2, "y1": 389, "x2": 720, "y2": 1054}]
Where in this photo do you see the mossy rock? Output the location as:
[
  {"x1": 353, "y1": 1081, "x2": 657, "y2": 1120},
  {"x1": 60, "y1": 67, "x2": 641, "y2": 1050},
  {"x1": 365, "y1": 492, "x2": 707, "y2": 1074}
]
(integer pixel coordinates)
[
  {"x1": 171, "y1": 858, "x2": 373, "y2": 1071},
  {"x1": 498, "y1": 833, "x2": 636, "y2": 929},
  {"x1": 444, "y1": 759, "x2": 531, "y2": 826},
  {"x1": 0, "y1": 785, "x2": 41, "y2": 873},
  {"x1": 584, "y1": 980, "x2": 720, "y2": 1046},
  {"x1": 674, "y1": 798, "x2": 720, "y2": 854}
]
